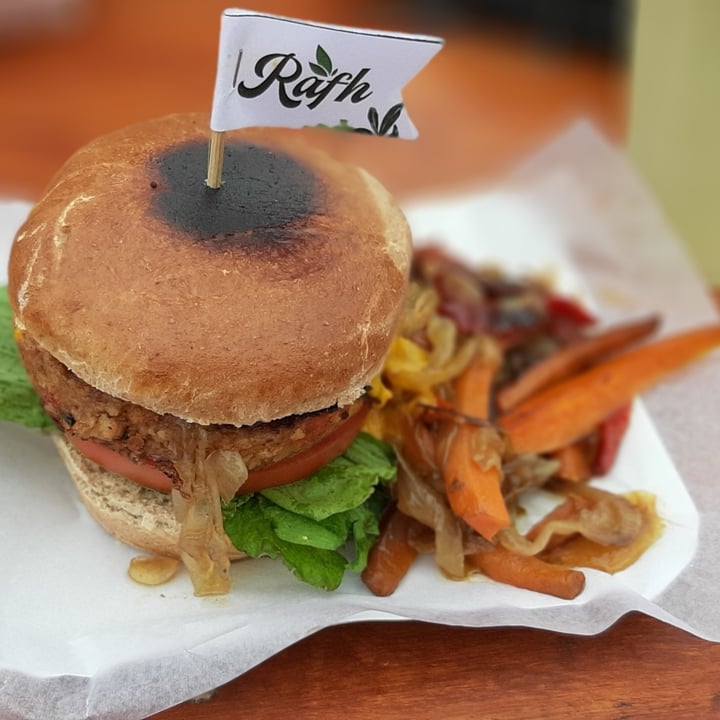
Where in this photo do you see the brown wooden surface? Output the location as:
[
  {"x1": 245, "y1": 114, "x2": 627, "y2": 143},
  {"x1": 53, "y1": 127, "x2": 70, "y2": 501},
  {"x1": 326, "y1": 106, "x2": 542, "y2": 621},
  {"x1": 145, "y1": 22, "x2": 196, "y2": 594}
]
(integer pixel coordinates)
[
  {"x1": 161, "y1": 614, "x2": 720, "y2": 720},
  {"x1": 3, "y1": 1, "x2": 720, "y2": 718}
]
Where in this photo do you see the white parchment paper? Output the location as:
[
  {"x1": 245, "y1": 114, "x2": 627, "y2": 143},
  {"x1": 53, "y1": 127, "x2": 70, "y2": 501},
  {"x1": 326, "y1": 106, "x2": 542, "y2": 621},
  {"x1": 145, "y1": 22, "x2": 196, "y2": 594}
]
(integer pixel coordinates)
[{"x1": 1, "y1": 124, "x2": 719, "y2": 720}]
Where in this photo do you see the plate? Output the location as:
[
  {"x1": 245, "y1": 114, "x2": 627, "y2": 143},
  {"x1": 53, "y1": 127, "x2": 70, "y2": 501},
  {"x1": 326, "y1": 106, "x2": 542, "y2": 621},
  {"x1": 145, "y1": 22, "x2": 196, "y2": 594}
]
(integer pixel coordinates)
[{"x1": 0, "y1": 193, "x2": 699, "y2": 719}]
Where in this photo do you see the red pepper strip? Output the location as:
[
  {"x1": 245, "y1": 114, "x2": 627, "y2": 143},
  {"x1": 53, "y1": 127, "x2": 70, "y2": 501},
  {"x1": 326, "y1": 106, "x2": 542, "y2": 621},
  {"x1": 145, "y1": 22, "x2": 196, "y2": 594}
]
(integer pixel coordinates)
[
  {"x1": 592, "y1": 402, "x2": 633, "y2": 476},
  {"x1": 546, "y1": 293, "x2": 597, "y2": 327},
  {"x1": 546, "y1": 294, "x2": 597, "y2": 344}
]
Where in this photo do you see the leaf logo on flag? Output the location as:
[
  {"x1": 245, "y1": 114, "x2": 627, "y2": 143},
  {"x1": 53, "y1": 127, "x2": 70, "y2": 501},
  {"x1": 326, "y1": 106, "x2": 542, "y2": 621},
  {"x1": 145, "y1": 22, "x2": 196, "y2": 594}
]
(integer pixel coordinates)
[
  {"x1": 358, "y1": 103, "x2": 404, "y2": 137},
  {"x1": 309, "y1": 45, "x2": 333, "y2": 77},
  {"x1": 210, "y1": 11, "x2": 443, "y2": 139}
]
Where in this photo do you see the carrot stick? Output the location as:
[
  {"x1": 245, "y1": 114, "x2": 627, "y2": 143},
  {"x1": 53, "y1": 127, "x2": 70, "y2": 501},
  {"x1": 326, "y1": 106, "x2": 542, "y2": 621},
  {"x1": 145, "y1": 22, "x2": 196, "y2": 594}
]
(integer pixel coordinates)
[
  {"x1": 497, "y1": 315, "x2": 660, "y2": 412},
  {"x1": 362, "y1": 507, "x2": 419, "y2": 596},
  {"x1": 499, "y1": 325, "x2": 720, "y2": 455},
  {"x1": 550, "y1": 441, "x2": 593, "y2": 483},
  {"x1": 454, "y1": 341, "x2": 500, "y2": 417},
  {"x1": 467, "y1": 545, "x2": 585, "y2": 600},
  {"x1": 443, "y1": 346, "x2": 510, "y2": 541},
  {"x1": 444, "y1": 426, "x2": 509, "y2": 540}
]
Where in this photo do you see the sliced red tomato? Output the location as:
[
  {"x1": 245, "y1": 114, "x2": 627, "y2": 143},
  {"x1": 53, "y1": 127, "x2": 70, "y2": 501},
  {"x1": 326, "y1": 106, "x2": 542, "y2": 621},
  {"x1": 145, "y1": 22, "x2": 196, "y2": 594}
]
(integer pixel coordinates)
[
  {"x1": 67, "y1": 435, "x2": 174, "y2": 492},
  {"x1": 66, "y1": 403, "x2": 369, "y2": 495}
]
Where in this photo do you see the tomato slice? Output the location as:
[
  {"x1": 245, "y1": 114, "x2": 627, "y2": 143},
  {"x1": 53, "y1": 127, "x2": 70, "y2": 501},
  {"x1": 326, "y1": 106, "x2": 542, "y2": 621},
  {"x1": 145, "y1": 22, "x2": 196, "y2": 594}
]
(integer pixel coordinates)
[
  {"x1": 67, "y1": 435, "x2": 174, "y2": 492},
  {"x1": 66, "y1": 403, "x2": 369, "y2": 495},
  {"x1": 239, "y1": 403, "x2": 369, "y2": 494}
]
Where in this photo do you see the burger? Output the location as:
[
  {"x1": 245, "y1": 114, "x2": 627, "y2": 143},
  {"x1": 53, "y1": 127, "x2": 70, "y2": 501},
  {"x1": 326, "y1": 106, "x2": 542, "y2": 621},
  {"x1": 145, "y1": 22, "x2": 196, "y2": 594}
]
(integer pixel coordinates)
[{"x1": 7, "y1": 113, "x2": 411, "y2": 594}]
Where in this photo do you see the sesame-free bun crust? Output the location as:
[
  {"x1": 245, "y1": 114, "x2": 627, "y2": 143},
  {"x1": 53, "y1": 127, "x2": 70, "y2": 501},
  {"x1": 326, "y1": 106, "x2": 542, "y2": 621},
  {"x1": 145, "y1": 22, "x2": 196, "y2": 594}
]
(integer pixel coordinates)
[
  {"x1": 9, "y1": 113, "x2": 411, "y2": 425},
  {"x1": 54, "y1": 434, "x2": 245, "y2": 560}
]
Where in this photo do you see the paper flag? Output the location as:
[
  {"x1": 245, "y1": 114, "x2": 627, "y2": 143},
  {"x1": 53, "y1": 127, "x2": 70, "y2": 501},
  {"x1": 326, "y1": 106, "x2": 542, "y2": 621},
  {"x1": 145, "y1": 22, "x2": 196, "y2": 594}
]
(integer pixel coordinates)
[{"x1": 210, "y1": 9, "x2": 443, "y2": 138}]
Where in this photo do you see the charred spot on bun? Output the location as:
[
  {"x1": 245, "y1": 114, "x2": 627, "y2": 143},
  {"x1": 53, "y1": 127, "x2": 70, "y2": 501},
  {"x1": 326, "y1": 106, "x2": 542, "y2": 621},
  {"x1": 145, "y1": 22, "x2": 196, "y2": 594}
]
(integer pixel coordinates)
[{"x1": 8, "y1": 113, "x2": 411, "y2": 594}]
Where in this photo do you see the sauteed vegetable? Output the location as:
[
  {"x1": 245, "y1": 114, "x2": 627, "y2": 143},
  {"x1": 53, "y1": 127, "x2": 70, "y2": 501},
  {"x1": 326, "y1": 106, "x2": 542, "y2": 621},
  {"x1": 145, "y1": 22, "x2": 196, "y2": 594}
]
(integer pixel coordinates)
[
  {"x1": 2, "y1": 243, "x2": 719, "y2": 599},
  {"x1": 361, "y1": 246, "x2": 720, "y2": 599}
]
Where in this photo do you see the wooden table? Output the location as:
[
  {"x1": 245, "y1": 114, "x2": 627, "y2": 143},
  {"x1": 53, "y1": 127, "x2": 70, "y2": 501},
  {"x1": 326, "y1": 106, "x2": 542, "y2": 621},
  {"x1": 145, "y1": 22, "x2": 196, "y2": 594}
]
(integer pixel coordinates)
[{"x1": 3, "y1": 2, "x2": 719, "y2": 718}]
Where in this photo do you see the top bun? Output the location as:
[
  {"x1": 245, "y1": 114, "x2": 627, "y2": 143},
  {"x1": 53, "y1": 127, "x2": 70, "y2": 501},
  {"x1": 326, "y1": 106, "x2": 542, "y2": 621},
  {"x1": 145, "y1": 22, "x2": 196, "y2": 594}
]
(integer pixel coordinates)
[{"x1": 8, "y1": 113, "x2": 411, "y2": 426}]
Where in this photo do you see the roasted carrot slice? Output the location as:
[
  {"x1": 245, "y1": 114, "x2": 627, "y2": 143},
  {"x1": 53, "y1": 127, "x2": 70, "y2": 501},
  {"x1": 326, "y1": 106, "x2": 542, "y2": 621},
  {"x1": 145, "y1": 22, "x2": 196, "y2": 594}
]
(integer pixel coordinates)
[
  {"x1": 499, "y1": 325, "x2": 720, "y2": 455},
  {"x1": 467, "y1": 545, "x2": 585, "y2": 600},
  {"x1": 497, "y1": 315, "x2": 660, "y2": 412},
  {"x1": 362, "y1": 507, "x2": 419, "y2": 596},
  {"x1": 443, "y1": 346, "x2": 510, "y2": 541},
  {"x1": 454, "y1": 341, "x2": 500, "y2": 417},
  {"x1": 550, "y1": 441, "x2": 593, "y2": 483},
  {"x1": 444, "y1": 426, "x2": 509, "y2": 541}
]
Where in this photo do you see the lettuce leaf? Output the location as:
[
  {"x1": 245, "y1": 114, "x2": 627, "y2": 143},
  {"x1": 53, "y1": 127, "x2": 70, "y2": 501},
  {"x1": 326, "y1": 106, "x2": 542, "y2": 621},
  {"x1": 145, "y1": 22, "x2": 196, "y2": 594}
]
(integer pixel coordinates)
[
  {"x1": 261, "y1": 433, "x2": 396, "y2": 521},
  {"x1": 223, "y1": 433, "x2": 396, "y2": 590},
  {"x1": 0, "y1": 287, "x2": 53, "y2": 429}
]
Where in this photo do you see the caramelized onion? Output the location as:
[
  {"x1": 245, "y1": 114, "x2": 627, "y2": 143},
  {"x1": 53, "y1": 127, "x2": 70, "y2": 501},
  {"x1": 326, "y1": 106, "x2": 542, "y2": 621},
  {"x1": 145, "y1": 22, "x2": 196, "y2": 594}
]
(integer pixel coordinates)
[
  {"x1": 498, "y1": 488, "x2": 645, "y2": 557},
  {"x1": 205, "y1": 449, "x2": 248, "y2": 502},
  {"x1": 128, "y1": 555, "x2": 180, "y2": 586},
  {"x1": 395, "y1": 454, "x2": 465, "y2": 579},
  {"x1": 502, "y1": 453, "x2": 560, "y2": 503},
  {"x1": 426, "y1": 314, "x2": 458, "y2": 369},
  {"x1": 398, "y1": 283, "x2": 439, "y2": 337},
  {"x1": 540, "y1": 491, "x2": 663, "y2": 573},
  {"x1": 468, "y1": 424, "x2": 508, "y2": 474},
  {"x1": 172, "y1": 427, "x2": 232, "y2": 596},
  {"x1": 385, "y1": 336, "x2": 478, "y2": 396}
]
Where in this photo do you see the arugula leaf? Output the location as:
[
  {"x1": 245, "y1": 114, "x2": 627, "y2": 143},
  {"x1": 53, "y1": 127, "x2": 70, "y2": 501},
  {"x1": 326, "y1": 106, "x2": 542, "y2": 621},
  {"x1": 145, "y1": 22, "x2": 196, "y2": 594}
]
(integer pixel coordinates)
[
  {"x1": 223, "y1": 433, "x2": 396, "y2": 590},
  {"x1": 0, "y1": 287, "x2": 53, "y2": 430}
]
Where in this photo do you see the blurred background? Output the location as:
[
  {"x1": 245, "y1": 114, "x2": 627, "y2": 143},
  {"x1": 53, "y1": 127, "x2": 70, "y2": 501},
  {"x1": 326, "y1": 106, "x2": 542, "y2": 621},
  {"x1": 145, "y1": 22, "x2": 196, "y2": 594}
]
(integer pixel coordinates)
[{"x1": 1, "y1": 0, "x2": 717, "y2": 283}]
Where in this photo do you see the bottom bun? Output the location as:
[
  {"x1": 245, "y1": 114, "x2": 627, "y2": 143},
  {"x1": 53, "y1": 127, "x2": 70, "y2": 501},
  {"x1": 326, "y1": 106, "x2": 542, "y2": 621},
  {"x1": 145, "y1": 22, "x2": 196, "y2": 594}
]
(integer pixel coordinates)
[{"x1": 54, "y1": 435, "x2": 246, "y2": 561}]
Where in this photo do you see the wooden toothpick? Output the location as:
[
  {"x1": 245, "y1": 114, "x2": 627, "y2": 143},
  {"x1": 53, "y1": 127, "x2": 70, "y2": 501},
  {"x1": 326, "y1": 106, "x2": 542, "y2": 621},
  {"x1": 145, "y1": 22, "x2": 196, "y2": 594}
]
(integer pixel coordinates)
[{"x1": 206, "y1": 130, "x2": 225, "y2": 188}]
